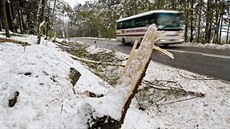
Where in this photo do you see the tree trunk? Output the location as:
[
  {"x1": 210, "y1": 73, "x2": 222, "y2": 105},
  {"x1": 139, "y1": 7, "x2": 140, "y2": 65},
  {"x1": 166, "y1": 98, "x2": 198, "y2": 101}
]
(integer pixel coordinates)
[
  {"x1": 17, "y1": 6, "x2": 23, "y2": 34},
  {"x1": 190, "y1": 0, "x2": 194, "y2": 42},
  {"x1": 37, "y1": 0, "x2": 47, "y2": 44},
  {"x1": 0, "y1": 0, "x2": 10, "y2": 37},
  {"x1": 205, "y1": 0, "x2": 213, "y2": 43},
  {"x1": 0, "y1": 18, "x2": 2, "y2": 31},
  {"x1": 171, "y1": 0, "x2": 176, "y2": 10},
  {"x1": 226, "y1": 19, "x2": 230, "y2": 43},
  {"x1": 11, "y1": 3, "x2": 18, "y2": 33},
  {"x1": 196, "y1": 0, "x2": 203, "y2": 43},
  {"x1": 90, "y1": 24, "x2": 174, "y2": 129},
  {"x1": 45, "y1": 0, "x2": 51, "y2": 38},
  {"x1": 225, "y1": 1, "x2": 230, "y2": 43},
  {"x1": 184, "y1": 2, "x2": 189, "y2": 42},
  {"x1": 219, "y1": 13, "x2": 223, "y2": 43},
  {"x1": 20, "y1": 9, "x2": 25, "y2": 33},
  {"x1": 213, "y1": 0, "x2": 221, "y2": 43},
  {"x1": 52, "y1": 0, "x2": 57, "y2": 15},
  {"x1": 5, "y1": 1, "x2": 13, "y2": 32}
]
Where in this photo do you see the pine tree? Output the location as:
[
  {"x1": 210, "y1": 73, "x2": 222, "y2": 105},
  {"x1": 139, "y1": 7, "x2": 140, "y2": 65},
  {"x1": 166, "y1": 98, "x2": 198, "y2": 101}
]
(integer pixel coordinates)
[
  {"x1": 0, "y1": 0, "x2": 10, "y2": 37},
  {"x1": 37, "y1": 0, "x2": 48, "y2": 44}
]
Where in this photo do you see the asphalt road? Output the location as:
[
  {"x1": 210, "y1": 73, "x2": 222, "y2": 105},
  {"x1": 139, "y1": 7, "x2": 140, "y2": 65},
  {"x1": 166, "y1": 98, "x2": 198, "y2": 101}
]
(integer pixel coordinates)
[{"x1": 68, "y1": 37, "x2": 230, "y2": 82}]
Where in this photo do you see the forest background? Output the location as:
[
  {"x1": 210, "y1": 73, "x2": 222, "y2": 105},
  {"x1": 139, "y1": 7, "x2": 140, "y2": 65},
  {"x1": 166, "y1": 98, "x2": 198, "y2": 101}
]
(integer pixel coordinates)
[{"x1": 0, "y1": 0, "x2": 230, "y2": 44}]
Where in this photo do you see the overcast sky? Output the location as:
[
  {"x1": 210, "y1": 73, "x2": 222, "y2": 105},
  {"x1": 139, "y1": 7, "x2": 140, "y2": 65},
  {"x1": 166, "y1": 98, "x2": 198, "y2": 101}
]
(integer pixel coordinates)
[
  {"x1": 64, "y1": 0, "x2": 98, "y2": 7},
  {"x1": 64, "y1": 0, "x2": 84, "y2": 5}
]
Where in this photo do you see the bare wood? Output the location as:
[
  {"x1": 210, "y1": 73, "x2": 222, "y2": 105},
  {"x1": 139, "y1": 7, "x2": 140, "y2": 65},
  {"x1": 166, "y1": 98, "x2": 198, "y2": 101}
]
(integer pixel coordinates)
[
  {"x1": 119, "y1": 24, "x2": 159, "y2": 125},
  {"x1": 121, "y1": 40, "x2": 138, "y2": 76},
  {"x1": 120, "y1": 58, "x2": 151, "y2": 124},
  {"x1": 37, "y1": 21, "x2": 45, "y2": 44},
  {"x1": 0, "y1": 37, "x2": 30, "y2": 47},
  {"x1": 153, "y1": 45, "x2": 174, "y2": 59}
]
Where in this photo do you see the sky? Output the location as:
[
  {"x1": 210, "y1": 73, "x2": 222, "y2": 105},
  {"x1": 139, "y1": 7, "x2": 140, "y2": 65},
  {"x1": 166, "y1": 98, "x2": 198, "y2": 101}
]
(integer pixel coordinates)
[
  {"x1": 64, "y1": 0, "x2": 84, "y2": 5},
  {"x1": 64, "y1": 0, "x2": 97, "y2": 7}
]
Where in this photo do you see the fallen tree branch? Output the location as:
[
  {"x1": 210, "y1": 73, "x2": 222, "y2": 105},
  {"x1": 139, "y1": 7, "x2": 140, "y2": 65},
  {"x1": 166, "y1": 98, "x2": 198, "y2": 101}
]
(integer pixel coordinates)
[
  {"x1": 0, "y1": 37, "x2": 30, "y2": 47},
  {"x1": 53, "y1": 39, "x2": 68, "y2": 46},
  {"x1": 71, "y1": 55, "x2": 125, "y2": 67},
  {"x1": 142, "y1": 80, "x2": 205, "y2": 97},
  {"x1": 156, "y1": 96, "x2": 198, "y2": 106},
  {"x1": 54, "y1": 39, "x2": 126, "y2": 67}
]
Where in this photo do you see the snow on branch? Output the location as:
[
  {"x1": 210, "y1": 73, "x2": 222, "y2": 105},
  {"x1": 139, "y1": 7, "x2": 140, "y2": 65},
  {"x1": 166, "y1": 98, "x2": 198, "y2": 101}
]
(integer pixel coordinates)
[{"x1": 0, "y1": 37, "x2": 30, "y2": 47}]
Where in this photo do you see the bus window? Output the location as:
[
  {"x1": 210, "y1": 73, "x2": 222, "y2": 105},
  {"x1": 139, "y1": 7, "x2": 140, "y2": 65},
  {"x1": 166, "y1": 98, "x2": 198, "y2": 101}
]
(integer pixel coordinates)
[
  {"x1": 117, "y1": 22, "x2": 122, "y2": 29},
  {"x1": 156, "y1": 13, "x2": 181, "y2": 29},
  {"x1": 117, "y1": 19, "x2": 133, "y2": 29},
  {"x1": 147, "y1": 14, "x2": 157, "y2": 25},
  {"x1": 134, "y1": 16, "x2": 149, "y2": 28}
]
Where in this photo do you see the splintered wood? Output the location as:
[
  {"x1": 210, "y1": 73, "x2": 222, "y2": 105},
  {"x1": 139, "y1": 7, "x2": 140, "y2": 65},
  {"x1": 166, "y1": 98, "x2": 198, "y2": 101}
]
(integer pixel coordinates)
[{"x1": 118, "y1": 24, "x2": 173, "y2": 124}]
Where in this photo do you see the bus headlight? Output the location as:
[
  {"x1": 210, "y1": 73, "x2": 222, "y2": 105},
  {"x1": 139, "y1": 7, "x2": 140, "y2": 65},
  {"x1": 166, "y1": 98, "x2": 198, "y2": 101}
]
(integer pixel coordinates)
[
  {"x1": 176, "y1": 31, "x2": 180, "y2": 36},
  {"x1": 176, "y1": 31, "x2": 183, "y2": 36},
  {"x1": 179, "y1": 39, "x2": 184, "y2": 42}
]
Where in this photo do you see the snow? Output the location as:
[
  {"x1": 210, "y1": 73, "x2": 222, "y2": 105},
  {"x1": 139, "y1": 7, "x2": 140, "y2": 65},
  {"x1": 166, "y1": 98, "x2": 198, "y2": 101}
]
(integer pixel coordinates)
[
  {"x1": 0, "y1": 33, "x2": 230, "y2": 129},
  {"x1": 144, "y1": 61, "x2": 230, "y2": 129},
  {"x1": 180, "y1": 42, "x2": 230, "y2": 50},
  {"x1": 0, "y1": 34, "x2": 110, "y2": 129}
]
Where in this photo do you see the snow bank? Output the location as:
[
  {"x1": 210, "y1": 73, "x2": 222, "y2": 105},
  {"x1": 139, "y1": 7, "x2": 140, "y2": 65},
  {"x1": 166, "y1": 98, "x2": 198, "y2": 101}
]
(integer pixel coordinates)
[
  {"x1": 181, "y1": 42, "x2": 230, "y2": 50},
  {"x1": 0, "y1": 35, "x2": 111, "y2": 129}
]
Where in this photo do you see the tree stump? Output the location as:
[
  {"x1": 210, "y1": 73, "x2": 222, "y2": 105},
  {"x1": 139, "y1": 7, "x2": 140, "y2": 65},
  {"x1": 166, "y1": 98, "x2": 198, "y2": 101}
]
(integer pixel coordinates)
[{"x1": 69, "y1": 67, "x2": 81, "y2": 94}]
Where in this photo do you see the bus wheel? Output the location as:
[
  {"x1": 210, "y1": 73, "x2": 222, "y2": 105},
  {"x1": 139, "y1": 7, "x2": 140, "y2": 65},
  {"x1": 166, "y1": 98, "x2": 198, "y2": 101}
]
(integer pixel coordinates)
[{"x1": 121, "y1": 38, "x2": 126, "y2": 45}]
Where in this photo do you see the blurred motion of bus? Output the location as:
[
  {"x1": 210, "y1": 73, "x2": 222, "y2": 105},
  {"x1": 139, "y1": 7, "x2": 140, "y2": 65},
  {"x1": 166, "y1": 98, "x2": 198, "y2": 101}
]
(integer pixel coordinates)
[{"x1": 116, "y1": 10, "x2": 184, "y2": 46}]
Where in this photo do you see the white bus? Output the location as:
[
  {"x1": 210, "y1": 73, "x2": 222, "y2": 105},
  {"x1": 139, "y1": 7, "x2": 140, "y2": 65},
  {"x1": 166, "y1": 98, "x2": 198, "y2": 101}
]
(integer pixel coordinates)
[{"x1": 116, "y1": 10, "x2": 184, "y2": 46}]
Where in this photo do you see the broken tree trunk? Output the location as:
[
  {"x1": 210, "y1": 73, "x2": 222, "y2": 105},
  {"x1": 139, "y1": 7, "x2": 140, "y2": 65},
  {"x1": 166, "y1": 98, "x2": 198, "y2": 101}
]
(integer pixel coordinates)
[
  {"x1": 118, "y1": 24, "x2": 173, "y2": 125},
  {"x1": 90, "y1": 24, "x2": 174, "y2": 128},
  {"x1": 68, "y1": 67, "x2": 81, "y2": 94},
  {"x1": 37, "y1": 21, "x2": 45, "y2": 44}
]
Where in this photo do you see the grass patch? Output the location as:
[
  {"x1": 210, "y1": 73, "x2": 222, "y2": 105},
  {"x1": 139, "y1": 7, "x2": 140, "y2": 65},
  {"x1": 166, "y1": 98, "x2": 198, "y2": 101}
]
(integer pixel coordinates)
[{"x1": 56, "y1": 41, "x2": 122, "y2": 86}]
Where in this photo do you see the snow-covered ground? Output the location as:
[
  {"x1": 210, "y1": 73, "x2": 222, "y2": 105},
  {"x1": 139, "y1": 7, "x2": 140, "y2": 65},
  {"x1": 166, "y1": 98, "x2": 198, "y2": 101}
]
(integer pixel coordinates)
[
  {"x1": 180, "y1": 42, "x2": 230, "y2": 50},
  {"x1": 0, "y1": 33, "x2": 230, "y2": 129}
]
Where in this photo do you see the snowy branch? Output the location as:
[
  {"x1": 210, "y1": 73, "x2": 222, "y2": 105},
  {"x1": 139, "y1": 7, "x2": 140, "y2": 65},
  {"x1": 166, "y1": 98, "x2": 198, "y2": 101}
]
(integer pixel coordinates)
[{"x1": 0, "y1": 37, "x2": 30, "y2": 47}]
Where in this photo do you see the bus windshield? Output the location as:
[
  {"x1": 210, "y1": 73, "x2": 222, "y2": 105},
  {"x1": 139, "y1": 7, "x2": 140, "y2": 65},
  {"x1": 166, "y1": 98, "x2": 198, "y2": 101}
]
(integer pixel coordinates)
[{"x1": 156, "y1": 13, "x2": 182, "y2": 30}]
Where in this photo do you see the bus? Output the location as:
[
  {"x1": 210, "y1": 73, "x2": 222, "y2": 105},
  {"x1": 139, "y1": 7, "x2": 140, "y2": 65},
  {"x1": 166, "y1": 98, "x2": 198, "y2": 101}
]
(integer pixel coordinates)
[{"x1": 116, "y1": 10, "x2": 184, "y2": 46}]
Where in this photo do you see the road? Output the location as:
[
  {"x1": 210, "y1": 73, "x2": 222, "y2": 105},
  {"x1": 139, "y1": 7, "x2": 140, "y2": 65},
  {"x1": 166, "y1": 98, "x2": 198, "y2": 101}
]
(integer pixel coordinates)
[{"x1": 68, "y1": 37, "x2": 230, "y2": 82}]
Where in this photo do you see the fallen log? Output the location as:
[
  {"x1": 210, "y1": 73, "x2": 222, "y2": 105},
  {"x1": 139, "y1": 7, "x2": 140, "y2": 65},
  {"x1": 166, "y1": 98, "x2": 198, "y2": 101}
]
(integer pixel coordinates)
[{"x1": 0, "y1": 37, "x2": 30, "y2": 47}]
